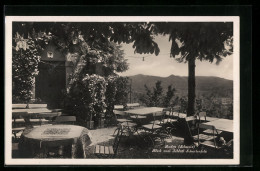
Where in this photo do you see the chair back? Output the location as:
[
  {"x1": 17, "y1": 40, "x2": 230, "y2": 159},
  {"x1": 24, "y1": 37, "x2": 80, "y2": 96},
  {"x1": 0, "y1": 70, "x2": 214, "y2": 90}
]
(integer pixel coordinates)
[
  {"x1": 162, "y1": 107, "x2": 172, "y2": 123},
  {"x1": 198, "y1": 123, "x2": 217, "y2": 136},
  {"x1": 198, "y1": 112, "x2": 207, "y2": 122},
  {"x1": 149, "y1": 111, "x2": 163, "y2": 128},
  {"x1": 181, "y1": 116, "x2": 197, "y2": 143},
  {"x1": 172, "y1": 106, "x2": 180, "y2": 117},
  {"x1": 113, "y1": 125, "x2": 123, "y2": 156},
  {"x1": 54, "y1": 116, "x2": 76, "y2": 124},
  {"x1": 172, "y1": 106, "x2": 181, "y2": 112},
  {"x1": 197, "y1": 123, "x2": 217, "y2": 147}
]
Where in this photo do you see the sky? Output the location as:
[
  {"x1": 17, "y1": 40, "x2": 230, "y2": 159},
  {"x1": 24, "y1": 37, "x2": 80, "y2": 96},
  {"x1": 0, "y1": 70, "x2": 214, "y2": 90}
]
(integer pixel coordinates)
[{"x1": 118, "y1": 35, "x2": 233, "y2": 80}]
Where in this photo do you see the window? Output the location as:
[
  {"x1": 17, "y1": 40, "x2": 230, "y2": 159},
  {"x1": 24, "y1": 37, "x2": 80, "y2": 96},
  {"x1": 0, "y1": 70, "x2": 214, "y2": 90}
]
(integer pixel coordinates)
[{"x1": 47, "y1": 51, "x2": 54, "y2": 58}]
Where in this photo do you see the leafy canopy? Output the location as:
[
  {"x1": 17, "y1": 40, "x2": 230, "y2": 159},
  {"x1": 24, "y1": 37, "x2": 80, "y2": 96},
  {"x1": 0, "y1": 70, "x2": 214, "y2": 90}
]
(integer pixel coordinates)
[{"x1": 153, "y1": 22, "x2": 233, "y2": 63}]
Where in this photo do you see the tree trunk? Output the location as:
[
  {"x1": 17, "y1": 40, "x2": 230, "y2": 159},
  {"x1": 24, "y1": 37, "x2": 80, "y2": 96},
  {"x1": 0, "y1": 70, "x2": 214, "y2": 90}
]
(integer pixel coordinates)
[{"x1": 187, "y1": 57, "x2": 196, "y2": 116}]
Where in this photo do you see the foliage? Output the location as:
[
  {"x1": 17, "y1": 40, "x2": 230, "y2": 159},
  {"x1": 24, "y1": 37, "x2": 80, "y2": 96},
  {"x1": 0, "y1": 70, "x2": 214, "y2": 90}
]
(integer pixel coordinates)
[
  {"x1": 104, "y1": 76, "x2": 118, "y2": 118},
  {"x1": 140, "y1": 81, "x2": 175, "y2": 107},
  {"x1": 179, "y1": 97, "x2": 188, "y2": 113},
  {"x1": 67, "y1": 74, "x2": 107, "y2": 124},
  {"x1": 104, "y1": 76, "x2": 129, "y2": 125},
  {"x1": 163, "y1": 85, "x2": 176, "y2": 107},
  {"x1": 153, "y1": 22, "x2": 233, "y2": 116},
  {"x1": 64, "y1": 34, "x2": 129, "y2": 91},
  {"x1": 12, "y1": 22, "x2": 233, "y2": 117},
  {"x1": 12, "y1": 32, "x2": 51, "y2": 103},
  {"x1": 149, "y1": 22, "x2": 233, "y2": 62},
  {"x1": 114, "y1": 77, "x2": 129, "y2": 108}
]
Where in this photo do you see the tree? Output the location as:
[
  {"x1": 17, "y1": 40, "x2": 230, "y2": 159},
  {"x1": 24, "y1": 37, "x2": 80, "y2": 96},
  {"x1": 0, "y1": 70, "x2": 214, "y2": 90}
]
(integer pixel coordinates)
[
  {"x1": 152, "y1": 22, "x2": 233, "y2": 116},
  {"x1": 163, "y1": 85, "x2": 176, "y2": 107},
  {"x1": 13, "y1": 22, "x2": 233, "y2": 116},
  {"x1": 140, "y1": 81, "x2": 175, "y2": 107},
  {"x1": 141, "y1": 81, "x2": 163, "y2": 107},
  {"x1": 114, "y1": 77, "x2": 129, "y2": 108}
]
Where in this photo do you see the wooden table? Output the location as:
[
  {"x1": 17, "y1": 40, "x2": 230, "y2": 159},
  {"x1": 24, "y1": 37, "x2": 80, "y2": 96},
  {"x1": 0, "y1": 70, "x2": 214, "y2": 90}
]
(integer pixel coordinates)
[
  {"x1": 12, "y1": 108, "x2": 60, "y2": 118},
  {"x1": 126, "y1": 107, "x2": 164, "y2": 116},
  {"x1": 200, "y1": 119, "x2": 233, "y2": 133},
  {"x1": 12, "y1": 104, "x2": 47, "y2": 109},
  {"x1": 19, "y1": 125, "x2": 92, "y2": 158},
  {"x1": 12, "y1": 108, "x2": 62, "y2": 128}
]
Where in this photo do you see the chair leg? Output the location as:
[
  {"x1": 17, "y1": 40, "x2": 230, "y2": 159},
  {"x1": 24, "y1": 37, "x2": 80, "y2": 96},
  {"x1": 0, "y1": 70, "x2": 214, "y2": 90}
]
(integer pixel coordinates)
[{"x1": 113, "y1": 127, "x2": 120, "y2": 136}]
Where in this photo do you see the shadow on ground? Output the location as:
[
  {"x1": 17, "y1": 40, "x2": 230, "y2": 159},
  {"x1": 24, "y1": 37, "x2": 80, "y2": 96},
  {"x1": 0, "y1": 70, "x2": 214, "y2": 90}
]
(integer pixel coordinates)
[{"x1": 85, "y1": 126, "x2": 233, "y2": 159}]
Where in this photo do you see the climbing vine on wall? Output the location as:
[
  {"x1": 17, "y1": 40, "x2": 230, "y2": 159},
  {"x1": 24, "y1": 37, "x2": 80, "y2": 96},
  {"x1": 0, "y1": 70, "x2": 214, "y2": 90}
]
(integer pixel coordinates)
[{"x1": 12, "y1": 32, "x2": 51, "y2": 103}]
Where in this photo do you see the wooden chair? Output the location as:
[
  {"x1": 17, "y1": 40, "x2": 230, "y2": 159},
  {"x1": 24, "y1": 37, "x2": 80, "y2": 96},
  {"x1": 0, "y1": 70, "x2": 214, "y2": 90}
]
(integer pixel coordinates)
[
  {"x1": 156, "y1": 108, "x2": 178, "y2": 137},
  {"x1": 113, "y1": 110, "x2": 132, "y2": 123},
  {"x1": 197, "y1": 111, "x2": 207, "y2": 122},
  {"x1": 195, "y1": 124, "x2": 220, "y2": 149},
  {"x1": 141, "y1": 112, "x2": 166, "y2": 146},
  {"x1": 113, "y1": 110, "x2": 137, "y2": 136},
  {"x1": 193, "y1": 124, "x2": 218, "y2": 141},
  {"x1": 142, "y1": 113, "x2": 163, "y2": 132},
  {"x1": 54, "y1": 116, "x2": 76, "y2": 125},
  {"x1": 149, "y1": 110, "x2": 165, "y2": 125},
  {"x1": 12, "y1": 142, "x2": 20, "y2": 158},
  {"x1": 12, "y1": 117, "x2": 31, "y2": 141},
  {"x1": 180, "y1": 116, "x2": 197, "y2": 144},
  {"x1": 171, "y1": 106, "x2": 181, "y2": 118},
  {"x1": 12, "y1": 127, "x2": 25, "y2": 141},
  {"x1": 161, "y1": 108, "x2": 178, "y2": 125},
  {"x1": 197, "y1": 112, "x2": 223, "y2": 135},
  {"x1": 94, "y1": 125, "x2": 123, "y2": 158}
]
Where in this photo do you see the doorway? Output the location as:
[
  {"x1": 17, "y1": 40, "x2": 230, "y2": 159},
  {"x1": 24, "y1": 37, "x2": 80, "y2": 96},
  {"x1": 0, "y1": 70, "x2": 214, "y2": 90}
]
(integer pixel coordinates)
[{"x1": 35, "y1": 61, "x2": 66, "y2": 109}]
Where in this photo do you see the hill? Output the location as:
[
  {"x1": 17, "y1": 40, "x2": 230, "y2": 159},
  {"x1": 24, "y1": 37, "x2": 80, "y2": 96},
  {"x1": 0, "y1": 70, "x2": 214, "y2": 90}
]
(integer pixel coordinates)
[{"x1": 128, "y1": 74, "x2": 233, "y2": 97}]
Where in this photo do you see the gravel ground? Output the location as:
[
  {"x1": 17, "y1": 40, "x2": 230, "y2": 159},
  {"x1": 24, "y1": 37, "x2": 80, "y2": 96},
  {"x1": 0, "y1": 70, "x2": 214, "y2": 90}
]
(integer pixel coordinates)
[
  {"x1": 85, "y1": 126, "x2": 233, "y2": 159},
  {"x1": 13, "y1": 126, "x2": 233, "y2": 159}
]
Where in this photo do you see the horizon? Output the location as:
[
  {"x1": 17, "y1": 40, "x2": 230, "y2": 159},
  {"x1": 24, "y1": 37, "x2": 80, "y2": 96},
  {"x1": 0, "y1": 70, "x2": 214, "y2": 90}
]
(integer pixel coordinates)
[
  {"x1": 118, "y1": 35, "x2": 233, "y2": 80},
  {"x1": 122, "y1": 73, "x2": 233, "y2": 81}
]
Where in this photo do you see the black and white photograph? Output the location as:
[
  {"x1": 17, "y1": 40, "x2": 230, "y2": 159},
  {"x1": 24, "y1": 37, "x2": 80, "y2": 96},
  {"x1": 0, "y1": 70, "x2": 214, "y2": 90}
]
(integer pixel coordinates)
[{"x1": 5, "y1": 16, "x2": 240, "y2": 165}]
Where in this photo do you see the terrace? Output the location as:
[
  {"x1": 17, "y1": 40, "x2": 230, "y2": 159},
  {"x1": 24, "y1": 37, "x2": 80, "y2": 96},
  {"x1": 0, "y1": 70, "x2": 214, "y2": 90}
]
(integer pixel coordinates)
[{"x1": 12, "y1": 103, "x2": 233, "y2": 159}]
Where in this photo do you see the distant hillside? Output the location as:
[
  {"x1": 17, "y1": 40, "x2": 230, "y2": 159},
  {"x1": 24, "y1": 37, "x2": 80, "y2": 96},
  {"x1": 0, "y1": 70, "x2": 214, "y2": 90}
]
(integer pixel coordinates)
[{"x1": 129, "y1": 74, "x2": 233, "y2": 97}]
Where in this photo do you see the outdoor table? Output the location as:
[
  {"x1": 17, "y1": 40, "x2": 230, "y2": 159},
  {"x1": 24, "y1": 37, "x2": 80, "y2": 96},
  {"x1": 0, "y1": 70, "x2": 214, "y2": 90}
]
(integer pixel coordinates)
[
  {"x1": 12, "y1": 108, "x2": 53, "y2": 118},
  {"x1": 12, "y1": 108, "x2": 55, "y2": 127},
  {"x1": 126, "y1": 107, "x2": 165, "y2": 127},
  {"x1": 126, "y1": 107, "x2": 164, "y2": 116},
  {"x1": 126, "y1": 107, "x2": 167, "y2": 146},
  {"x1": 12, "y1": 104, "x2": 48, "y2": 109},
  {"x1": 200, "y1": 118, "x2": 233, "y2": 133},
  {"x1": 18, "y1": 125, "x2": 92, "y2": 158}
]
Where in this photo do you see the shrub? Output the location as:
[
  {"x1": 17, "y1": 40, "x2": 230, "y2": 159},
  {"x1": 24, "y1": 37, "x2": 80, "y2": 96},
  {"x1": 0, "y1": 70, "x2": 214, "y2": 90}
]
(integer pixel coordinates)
[{"x1": 67, "y1": 74, "x2": 107, "y2": 125}]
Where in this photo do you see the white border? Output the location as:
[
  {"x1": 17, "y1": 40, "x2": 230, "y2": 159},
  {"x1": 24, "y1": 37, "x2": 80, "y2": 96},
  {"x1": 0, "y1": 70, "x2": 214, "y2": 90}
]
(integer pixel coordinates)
[{"x1": 5, "y1": 16, "x2": 240, "y2": 165}]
